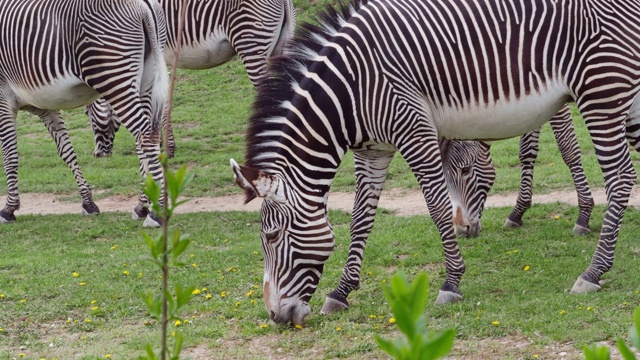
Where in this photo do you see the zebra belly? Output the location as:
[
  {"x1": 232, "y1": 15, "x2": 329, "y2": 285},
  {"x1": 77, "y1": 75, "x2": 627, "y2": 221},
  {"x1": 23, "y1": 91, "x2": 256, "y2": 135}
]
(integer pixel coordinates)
[
  {"x1": 433, "y1": 87, "x2": 569, "y2": 141},
  {"x1": 167, "y1": 36, "x2": 236, "y2": 70},
  {"x1": 13, "y1": 76, "x2": 100, "y2": 111}
]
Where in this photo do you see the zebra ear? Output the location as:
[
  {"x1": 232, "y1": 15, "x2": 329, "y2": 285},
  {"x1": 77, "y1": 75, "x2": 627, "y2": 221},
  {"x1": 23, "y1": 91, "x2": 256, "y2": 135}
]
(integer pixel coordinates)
[
  {"x1": 230, "y1": 159, "x2": 286, "y2": 204},
  {"x1": 438, "y1": 139, "x2": 451, "y2": 159}
]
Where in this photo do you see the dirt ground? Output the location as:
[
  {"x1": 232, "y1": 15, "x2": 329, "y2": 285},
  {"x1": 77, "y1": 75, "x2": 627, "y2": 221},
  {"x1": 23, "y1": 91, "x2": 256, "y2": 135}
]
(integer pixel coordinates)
[{"x1": 3, "y1": 187, "x2": 639, "y2": 216}]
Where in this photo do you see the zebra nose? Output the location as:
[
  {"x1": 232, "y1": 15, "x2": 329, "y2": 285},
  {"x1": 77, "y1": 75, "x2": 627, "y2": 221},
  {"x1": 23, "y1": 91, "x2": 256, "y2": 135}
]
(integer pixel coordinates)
[{"x1": 269, "y1": 310, "x2": 276, "y2": 321}]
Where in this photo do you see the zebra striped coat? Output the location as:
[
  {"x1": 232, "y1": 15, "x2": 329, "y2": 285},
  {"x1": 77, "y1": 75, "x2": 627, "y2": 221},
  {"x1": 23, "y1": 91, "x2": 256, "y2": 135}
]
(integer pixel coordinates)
[
  {"x1": 87, "y1": 0, "x2": 296, "y2": 158},
  {"x1": 232, "y1": 0, "x2": 640, "y2": 325},
  {"x1": 0, "y1": 0, "x2": 168, "y2": 226}
]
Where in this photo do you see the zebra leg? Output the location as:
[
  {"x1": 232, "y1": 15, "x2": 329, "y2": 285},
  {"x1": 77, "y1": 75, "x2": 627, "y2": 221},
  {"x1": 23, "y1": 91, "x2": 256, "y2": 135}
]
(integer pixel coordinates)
[
  {"x1": 400, "y1": 137, "x2": 465, "y2": 304},
  {"x1": 571, "y1": 106, "x2": 637, "y2": 294},
  {"x1": 505, "y1": 129, "x2": 540, "y2": 228},
  {"x1": 85, "y1": 98, "x2": 120, "y2": 158},
  {"x1": 548, "y1": 109, "x2": 593, "y2": 235},
  {"x1": 0, "y1": 100, "x2": 19, "y2": 223},
  {"x1": 28, "y1": 108, "x2": 99, "y2": 215},
  {"x1": 321, "y1": 151, "x2": 395, "y2": 315}
]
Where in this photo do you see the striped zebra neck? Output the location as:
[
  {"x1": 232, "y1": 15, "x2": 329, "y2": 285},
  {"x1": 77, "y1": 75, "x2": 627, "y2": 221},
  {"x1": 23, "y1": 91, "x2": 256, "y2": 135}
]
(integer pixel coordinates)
[{"x1": 243, "y1": 2, "x2": 369, "y2": 204}]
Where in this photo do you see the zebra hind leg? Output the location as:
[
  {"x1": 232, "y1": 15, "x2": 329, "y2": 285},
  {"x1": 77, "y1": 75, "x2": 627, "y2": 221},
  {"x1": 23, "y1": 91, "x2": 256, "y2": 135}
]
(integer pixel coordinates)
[
  {"x1": 505, "y1": 129, "x2": 540, "y2": 228},
  {"x1": 321, "y1": 151, "x2": 394, "y2": 315},
  {"x1": 0, "y1": 99, "x2": 20, "y2": 222},
  {"x1": 86, "y1": 99, "x2": 120, "y2": 158},
  {"x1": 31, "y1": 108, "x2": 100, "y2": 215}
]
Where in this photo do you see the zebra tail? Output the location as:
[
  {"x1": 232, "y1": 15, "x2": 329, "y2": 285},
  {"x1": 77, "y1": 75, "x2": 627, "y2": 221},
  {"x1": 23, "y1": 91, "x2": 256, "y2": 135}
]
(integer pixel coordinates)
[{"x1": 141, "y1": 0, "x2": 170, "y2": 139}]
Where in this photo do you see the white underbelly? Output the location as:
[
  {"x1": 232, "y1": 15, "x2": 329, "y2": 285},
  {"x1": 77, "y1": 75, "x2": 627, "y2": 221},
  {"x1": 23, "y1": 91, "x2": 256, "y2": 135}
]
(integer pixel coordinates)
[
  {"x1": 433, "y1": 84, "x2": 569, "y2": 140},
  {"x1": 14, "y1": 76, "x2": 100, "y2": 110},
  {"x1": 167, "y1": 35, "x2": 236, "y2": 70}
]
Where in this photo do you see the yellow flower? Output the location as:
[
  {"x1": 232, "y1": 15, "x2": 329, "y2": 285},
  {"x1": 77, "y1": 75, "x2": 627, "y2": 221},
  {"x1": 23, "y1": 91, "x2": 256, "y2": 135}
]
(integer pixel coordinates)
[
  {"x1": 110, "y1": 245, "x2": 118, "y2": 250},
  {"x1": 260, "y1": 324, "x2": 269, "y2": 329},
  {"x1": 235, "y1": 301, "x2": 241, "y2": 307},
  {"x1": 250, "y1": 300, "x2": 256, "y2": 304},
  {"x1": 202, "y1": 288, "x2": 207, "y2": 292},
  {"x1": 587, "y1": 307, "x2": 594, "y2": 311},
  {"x1": 92, "y1": 306, "x2": 99, "y2": 311},
  {"x1": 0, "y1": 294, "x2": 5, "y2": 299},
  {"x1": 85, "y1": 319, "x2": 91, "y2": 323},
  {"x1": 0, "y1": 328, "x2": 3, "y2": 332},
  {"x1": 190, "y1": 253, "x2": 195, "y2": 258},
  {"x1": 220, "y1": 291, "x2": 227, "y2": 298},
  {"x1": 205, "y1": 294, "x2": 212, "y2": 300},
  {"x1": 513, "y1": 250, "x2": 519, "y2": 253},
  {"x1": 174, "y1": 320, "x2": 182, "y2": 327},
  {"x1": 191, "y1": 315, "x2": 196, "y2": 319},
  {"x1": 389, "y1": 317, "x2": 396, "y2": 324},
  {"x1": 91, "y1": 300, "x2": 97, "y2": 305},
  {"x1": 123, "y1": 271, "x2": 130, "y2": 276},
  {"x1": 192, "y1": 289, "x2": 201, "y2": 295},
  {"x1": 560, "y1": 310, "x2": 566, "y2": 315},
  {"x1": 491, "y1": 321, "x2": 500, "y2": 326},
  {"x1": 171, "y1": 331, "x2": 176, "y2": 337},
  {"x1": 295, "y1": 324, "x2": 303, "y2": 330},
  {"x1": 192, "y1": 263, "x2": 198, "y2": 268},
  {"x1": 19, "y1": 354, "x2": 25, "y2": 357},
  {"x1": 246, "y1": 290, "x2": 254, "y2": 297},
  {"x1": 554, "y1": 215, "x2": 560, "y2": 220},
  {"x1": 335, "y1": 327, "x2": 342, "y2": 331},
  {"x1": 369, "y1": 315, "x2": 377, "y2": 319},
  {"x1": 138, "y1": 272, "x2": 143, "y2": 278},
  {"x1": 635, "y1": 290, "x2": 639, "y2": 294},
  {"x1": 523, "y1": 265, "x2": 531, "y2": 271},
  {"x1": 534, "y1": 354, "x2": 539, "y2": 359},
  {"x1": 252, "y1": 251, "x2": 259, "y2": 255},
  {"x1": 79, "y1": 282, "x2": 86, "y2": 286},
  {"x1": 19, "y1": 299, "x2": 26, "y2": 303},
  {"x1": 73, "y1": 272, "x2": 80, "y2": 278},
  {"x1": 105, "y1": 355, "x2": 111, "y2": 359}
]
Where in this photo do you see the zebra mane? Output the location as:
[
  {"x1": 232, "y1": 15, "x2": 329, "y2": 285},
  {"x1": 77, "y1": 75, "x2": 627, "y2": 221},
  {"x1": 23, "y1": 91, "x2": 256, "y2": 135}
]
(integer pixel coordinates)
[{"x1": 244, "y1": 0, "x2": 368, "y2": 173}]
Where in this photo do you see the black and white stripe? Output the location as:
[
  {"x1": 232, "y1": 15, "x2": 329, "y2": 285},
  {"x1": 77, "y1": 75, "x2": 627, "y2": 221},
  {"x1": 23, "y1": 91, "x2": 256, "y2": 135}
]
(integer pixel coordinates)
[
  {"x1": 231, "y1": 0, "x2": 640, "y2": 325},
  {"x1": 88, "y1": 0, "x2": 296, "y2": 158},
  {"x1": 0, "y1": 0, "x2": 168, "y2": 227}
]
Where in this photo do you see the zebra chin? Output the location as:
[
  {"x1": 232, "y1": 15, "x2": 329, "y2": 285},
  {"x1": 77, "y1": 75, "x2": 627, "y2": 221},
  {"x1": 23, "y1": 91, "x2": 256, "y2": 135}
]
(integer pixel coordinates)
[{"x1": 268, "y1": 300, "x2": 312, "y2": 326}]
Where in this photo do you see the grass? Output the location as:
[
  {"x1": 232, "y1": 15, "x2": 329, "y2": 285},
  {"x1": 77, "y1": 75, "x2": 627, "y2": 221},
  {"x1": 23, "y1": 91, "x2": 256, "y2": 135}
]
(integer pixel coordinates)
[
  {"x1": 2, "y1": 0, "x2": 640, "y2": 359},
  {"x1": 1, "y1": 205, "x2": 639, "y2": 359}
]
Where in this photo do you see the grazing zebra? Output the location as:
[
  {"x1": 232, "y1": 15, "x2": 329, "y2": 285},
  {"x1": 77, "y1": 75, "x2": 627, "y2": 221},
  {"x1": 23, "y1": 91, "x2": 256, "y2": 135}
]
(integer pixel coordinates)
[
  {"x1": 231, "y1": 0, "x2": 640, "y2": 325},
  {"x1": 87, "y1": 0, "x2": 296, "y2": 158},
  {"x1": 0, "y1": 0, "x2": 168, "y2": 227}
]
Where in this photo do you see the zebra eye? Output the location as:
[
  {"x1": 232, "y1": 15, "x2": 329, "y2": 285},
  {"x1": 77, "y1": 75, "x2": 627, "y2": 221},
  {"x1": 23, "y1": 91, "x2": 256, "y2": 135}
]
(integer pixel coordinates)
[
  {"x1": 264, "y1": 229, "x2": 282, "y2": 243},
  {"x1": 461, "y1": 165, "x2": 472, "y2": 175}
]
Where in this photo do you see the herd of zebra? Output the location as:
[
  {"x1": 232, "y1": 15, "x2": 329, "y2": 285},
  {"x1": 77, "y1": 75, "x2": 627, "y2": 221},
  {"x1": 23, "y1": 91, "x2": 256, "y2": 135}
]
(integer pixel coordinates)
[{"x1": 1, "y1": 0, "x2": 640, "y2": 327}]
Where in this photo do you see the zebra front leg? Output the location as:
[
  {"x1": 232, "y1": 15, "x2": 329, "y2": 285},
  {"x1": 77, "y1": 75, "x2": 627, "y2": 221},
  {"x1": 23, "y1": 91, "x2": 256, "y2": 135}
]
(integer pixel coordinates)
[
  {"x1": 0, "y1": 103, "x2": 19, "y2": 223},
  {"x1": 321, "y1": 151, "x2": 395, "y2": 315},
  {"x1": 571, "y1": 106, "x2": 637, "y2": 293},
  {"x1": 549, "y1": 110, "x2": 593, "y2": 235},
  {"x1": 30, "y1": 108, "x2": 99, "y2": 215},
  {"x1": 400, "y1": 137, "x2": 465, "y2": 304},
  {"x1": 505, "y1": 129, "x2": 540, "y2": 228},
  {"x1": 131, "y1": 130, "x2": 164, "y2": 228}
]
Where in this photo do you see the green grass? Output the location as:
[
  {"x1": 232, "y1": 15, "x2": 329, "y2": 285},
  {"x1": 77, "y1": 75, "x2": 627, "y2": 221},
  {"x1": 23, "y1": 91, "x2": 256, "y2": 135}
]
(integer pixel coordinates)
[{"x1": 1, "y1": 205, "x2": 639, "y2": 359}]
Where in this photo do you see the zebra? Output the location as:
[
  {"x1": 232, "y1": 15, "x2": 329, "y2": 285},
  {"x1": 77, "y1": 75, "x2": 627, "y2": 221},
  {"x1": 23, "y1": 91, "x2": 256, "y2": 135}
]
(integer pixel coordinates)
[
  {"x1": 505, "y1": 103, "x2": 640, "y2": 234},
  {"x1": 87, "y1": 0, "x2": 296, "y2": 158},
  {"x1": 0, "y1": 0, "x2": 168, "y2": 227},
  {"x1": 230, "y1": 0, "x2": 640, "y2": 325}
]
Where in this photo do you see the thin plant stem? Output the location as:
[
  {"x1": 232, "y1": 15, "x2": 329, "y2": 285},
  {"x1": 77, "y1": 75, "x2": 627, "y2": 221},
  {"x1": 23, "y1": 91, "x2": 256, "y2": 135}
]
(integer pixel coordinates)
[{"x1": 160, "y1": 0, "x2": 189, "y2": 359}]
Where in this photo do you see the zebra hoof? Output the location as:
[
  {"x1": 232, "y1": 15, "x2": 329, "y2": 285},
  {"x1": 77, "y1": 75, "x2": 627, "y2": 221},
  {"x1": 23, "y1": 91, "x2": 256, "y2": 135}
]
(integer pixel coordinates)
[
  {"x1": 320, "y1": 296, "x2": 349, "y2": 315},
  {"x1": 143, "y1": 212, "x2": 162, "y2": 228},
  {"x1": 132, "y1": 204, "x2": 149, "y2": 220},
  {"x1": 93, "y1": 150, "x2": 112, "y2": 158},
  {"x1": 504, "y1": 217, "x2": 523, "y2": 228},
  {"x1": 571, "y1": 224, "x2": 591, "y2": 236},
  {"x1": 570, "y1": 277, "x2": 601, "y2": 294},
  {"x1": 81, "y1": 202, "x2": 100, "y2": 216},
  {"x1": 435, "y1": 290, "x2": 463, "y2": 305},
  {"x1": 0, "y1": 209, "x2": 16, "y2": 223}
]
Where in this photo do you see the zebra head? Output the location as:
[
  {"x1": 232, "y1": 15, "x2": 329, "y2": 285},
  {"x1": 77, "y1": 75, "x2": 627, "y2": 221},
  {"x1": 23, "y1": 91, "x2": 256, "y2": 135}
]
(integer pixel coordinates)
[
  {"x1": 440, "y1": 140, "x2": 495, "y2": 238},
  {"x1": 230, "y1": 159, "x2": 334, "y2": 326}
]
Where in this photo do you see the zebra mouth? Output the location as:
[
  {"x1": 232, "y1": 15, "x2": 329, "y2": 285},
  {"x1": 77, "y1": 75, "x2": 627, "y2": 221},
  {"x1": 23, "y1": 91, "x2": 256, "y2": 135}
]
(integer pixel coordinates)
[
  {"x1": 271, "y1": 301, "x2": 311, "y2": 326},
  {"x1": 455, "y1": 222, "x2": 482, "y2": 238}
]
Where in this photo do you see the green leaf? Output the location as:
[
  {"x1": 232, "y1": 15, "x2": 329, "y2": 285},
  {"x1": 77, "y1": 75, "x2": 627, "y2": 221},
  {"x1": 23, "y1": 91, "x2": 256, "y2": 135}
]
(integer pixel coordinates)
[
  {"x1": 171, "y1": 230, "x2": 191, "y2": 260},
  {"x1": 175, "y1": 284, "x2": 195, "y2": 310},
  {"x1": 616, "y1": 338, "x2": 637, "y2": 360},
  {"x1": 171, "y1": 331, "x2": 185, "y2": 360},
  {"x1": 165, "y1": 289, "x2": 176, "y2": 317},
  {"x1": 375, "y1": 335, "x2": 402, "y2": 358},
  {"x1": 142, "y1": 233, "x2": 157, "y2": 259},
  {"x1": 145, "y1": 344, "x2": 158, "y2": 360},
  {"x1": 420, "y1": 328, "x2": 456, "y2": 360},
  {"x1": 583, "y1": 344, "x2": 611, "y2": 360},
  {"x1": 631, "y1": 308, "x2": 640, "y2": 350},
  {"x1": 142, "y1": 292, "x2": 161, "y2": 320}
]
